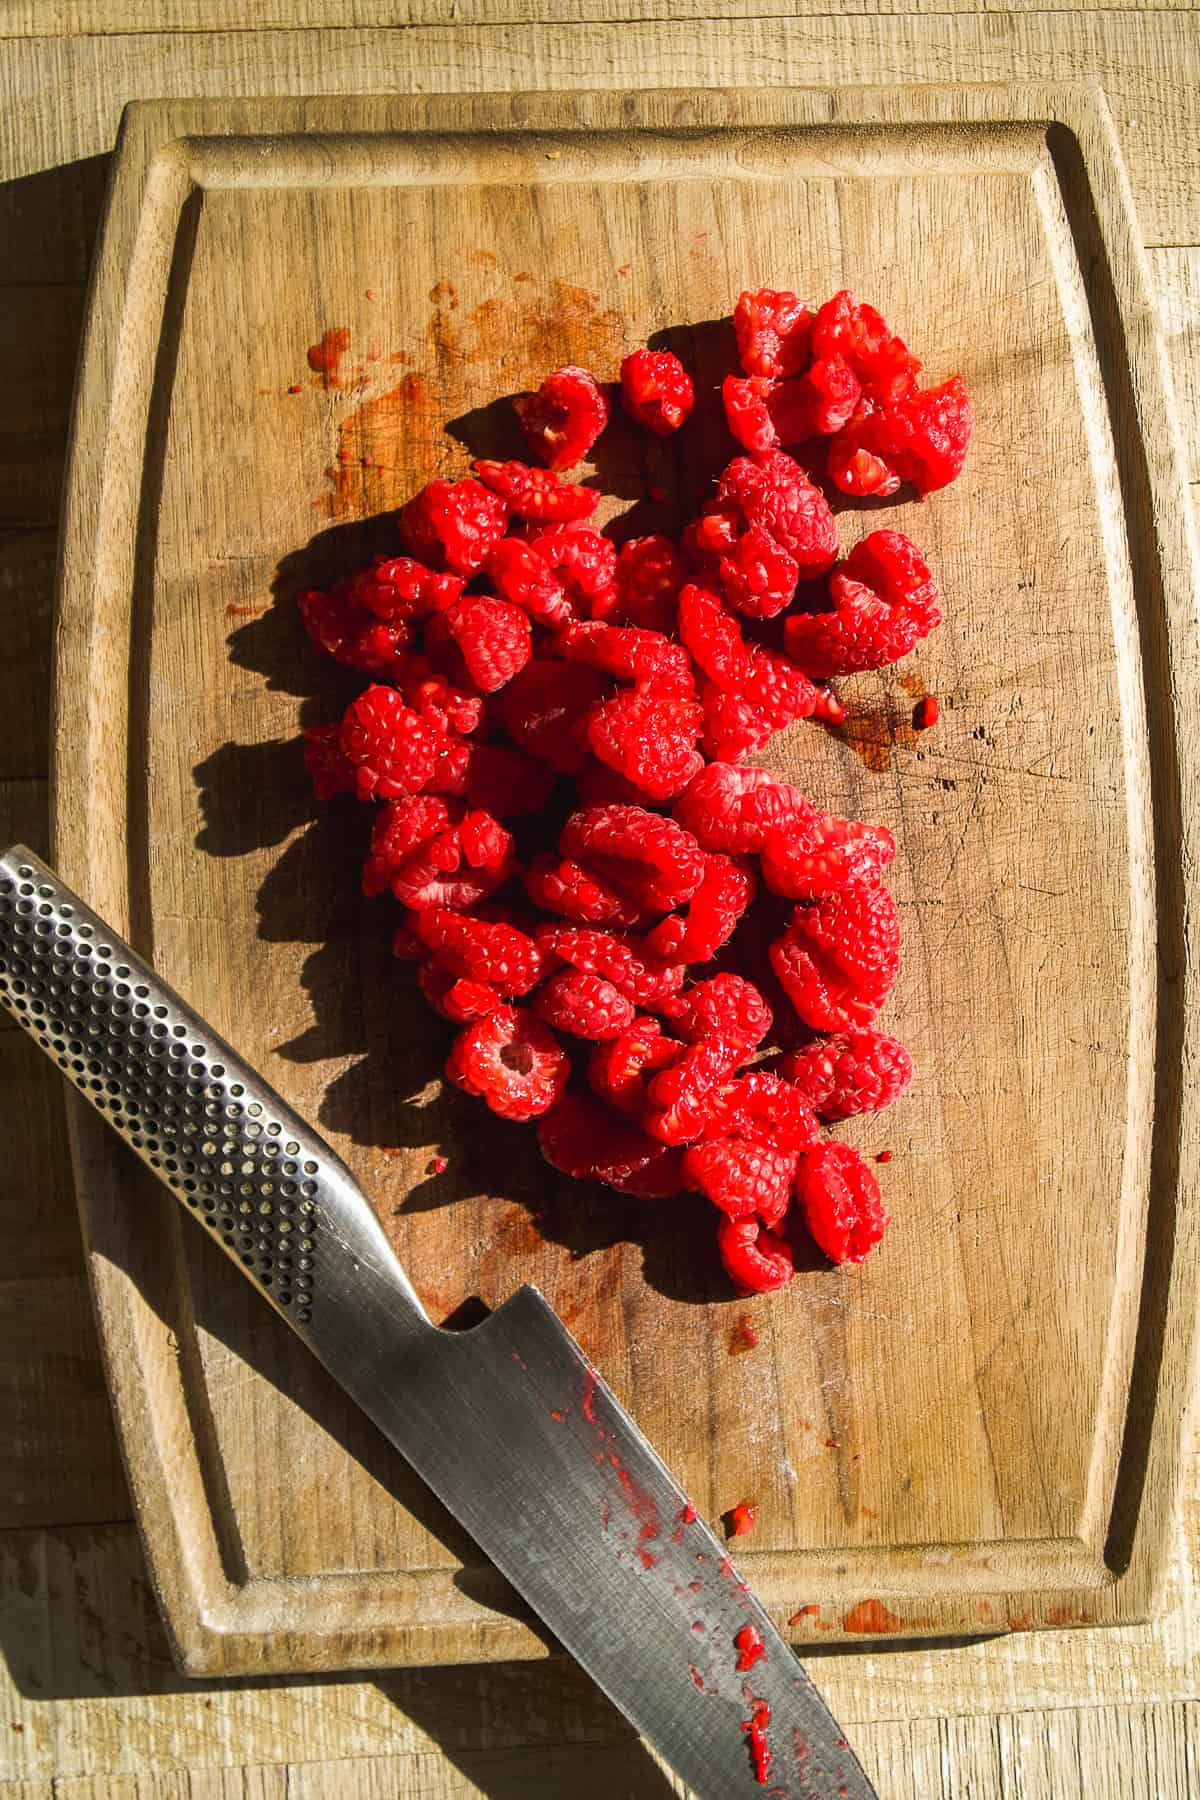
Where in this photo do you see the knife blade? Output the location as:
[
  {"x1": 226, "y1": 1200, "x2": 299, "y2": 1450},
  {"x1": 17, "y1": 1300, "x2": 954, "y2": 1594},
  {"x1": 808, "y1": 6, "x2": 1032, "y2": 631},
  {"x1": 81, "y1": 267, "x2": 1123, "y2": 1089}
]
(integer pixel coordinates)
[{"x1": 0, "y1": 844, "x2": 876, "y2": 1800}]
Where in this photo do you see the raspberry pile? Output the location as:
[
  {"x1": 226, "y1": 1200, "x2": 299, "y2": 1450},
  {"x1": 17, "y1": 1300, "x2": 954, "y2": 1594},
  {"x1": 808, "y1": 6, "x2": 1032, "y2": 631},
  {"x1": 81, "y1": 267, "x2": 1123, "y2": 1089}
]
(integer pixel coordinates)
[{"x1": 296, "y1": 288, "x2": 971, "y2": 1293}]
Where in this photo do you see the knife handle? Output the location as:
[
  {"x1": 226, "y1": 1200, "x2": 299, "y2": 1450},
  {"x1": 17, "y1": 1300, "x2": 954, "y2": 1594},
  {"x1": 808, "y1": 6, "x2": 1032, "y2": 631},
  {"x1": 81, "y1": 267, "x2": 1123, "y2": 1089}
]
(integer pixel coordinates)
[{"x1": 0, "y1": 845, "x2": 432, "y2": 1355}]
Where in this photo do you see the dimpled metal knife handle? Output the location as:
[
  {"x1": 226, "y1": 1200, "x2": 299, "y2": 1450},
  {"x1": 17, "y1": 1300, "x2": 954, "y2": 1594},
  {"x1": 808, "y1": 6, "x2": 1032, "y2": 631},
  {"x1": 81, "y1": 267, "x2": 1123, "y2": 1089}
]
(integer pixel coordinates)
[{"x1": 0, "y1": 845, "x2": 429, "y2": 1352}]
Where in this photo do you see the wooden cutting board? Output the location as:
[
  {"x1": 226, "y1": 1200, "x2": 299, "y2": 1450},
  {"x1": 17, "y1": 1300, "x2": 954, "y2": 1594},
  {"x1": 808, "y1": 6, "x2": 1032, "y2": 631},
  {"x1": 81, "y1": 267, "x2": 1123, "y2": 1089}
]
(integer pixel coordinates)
[{"x1": 52, "y1": 86, "x2": 1200, "y2": 1677}]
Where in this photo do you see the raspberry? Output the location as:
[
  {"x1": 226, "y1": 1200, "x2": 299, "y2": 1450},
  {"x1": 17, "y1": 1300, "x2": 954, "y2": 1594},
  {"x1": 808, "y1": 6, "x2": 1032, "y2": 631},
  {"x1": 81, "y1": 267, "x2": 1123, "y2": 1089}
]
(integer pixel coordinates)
[
  {"x1": 486, "y1": 538, "x2": 573, "y2": 629},
  {"x1": 672, "y1": 762, "x2": 814, "y2": 855},
  {"x1": 620, "y1": 348, "x2": 694, "y2": 436},
  {"x1": 339, "y1": 686, "x2": 451, "y2": 800},
  {"x1": 559, "y1": 805, "x2": 706, "y2": 913},
  {"x1": 427, "y1": 594, "x2": 532, "y2": 693},
  {"x1": 538, "y1": 1092, "x2": 684, "y2": 1196},
  {"x1": 646, "y1": 852, "x2": 755, "y2": 963},
  {"x1": 414, "y1": 907, "x2": 544, "y2": 995},
  {"x1": 794, "y1": 1140, "x2": 889, "y2": 1263},
  {"x1": 524, "y1": 853, "x2": 647, "y2": 928},
  {"x1": 658, "y1": 973, "x2": 771, "y2": 1052},
  {"x1": 699, "y1": 683, "x2": 772, "y2": 762},
  {"x1": 298, "y1": 584, "x2": 413, "y2": 678},
  {"x1": 492, "y1": 660, "x2": 608, "y2": 774},
  {"x1": 831, "y1": 376, "x2": 972, "y2": 497},
  {"x1": 355, "y1": 556, "x2": 465, "y2": 620},
  {"x1": 705, "y1": 1072, "x2": 820, "y2": 1153},
  {"x1": 733, "y1": 288, "x2": 813, "y2": 379},
  {"x1": 474, "y1": 459, "x2": 600, "y2": 523},
  {"x1": 643, "y1": 1034, "x2": 748, "y2": 1145},
  {"x1": 362, "y1": 794, "x2": 451, "y2": 890},
  {"x1": 515, "y1": 366, "x2": 609, "y2": 470},
  {"x1": 400, "y1": 478, "x2": 508, "y2": 575},
  {"x1": 780, "y1": 1029, "x2": 913, "y2": 1121},
  {"x1": 400, "y1": 661, "x2": 486, "y2": 737},
  {"x1": 717, "y1": 525, "x2": 800, "y2": 619},
  {"x1": 810, "y1": 291, "x2": 921, "y2": 404},
  {"x1": 761, "y1": 811, "x2": 896, "y2": 900},
  {"x1": 367, "y1": 799, "x2": 516, "y2": 910},
  {"x1": 738, "y1": 460, "x2": 838, "y2": 579},
  {"x1": 558, "y1": 619, "x2": 693, "y2": 687},
  {"x1": 534, "y1": 925, "x2": 685, "y2": 1006},
  {"x1": 534, "y1": 968, "x2": 635, "y2": 1040},
  {"x1": 446, "y1": 1005, "x2": 570, "y2": 1121},
  {"x1": 587, "y1": 679, "x2": 704, "y2": 803},
  {"x1": 677, "y1": 584, "x2": 754, "y2": 690},
  {"x1": 722, "y1": 375, "x2": 780, "y2": 456},
  {"x1": 784, "y1": 529, "x2": 941, "y2": 677},
  {"x1": 448, "y1": 740, "x2": 557, "y2": 817},
  {"x1": 683, "y1": 1135, "x2": 798, "y2": 1228},
  {"x1": 529, "y1": 524, "x2": 618, "y2": 618},
  {"x1": 770, "y1": 884, "x2": 901, "y2": 1031},
  {"x1": 588, "y1": 1017, "x2": 681, "y2": 1117},
  {"x1": 748, "y1": 649, "x2": 821, "y2": 729},
  {"x1": 724, "y1": 371, "x2": 857, "y2": 453},
  {"x1": 717, "y1": 1217, "x2": 794, "y2": 1294},
  {"x1": 303, "y1": 723, "x2": 356, "y2": 799},
  {"x1": 613, "y1": 535, "x2": 686, "y2": 631},
  {"x1": 417, "y1": 961, "x2": 504, "y2": 1023}
]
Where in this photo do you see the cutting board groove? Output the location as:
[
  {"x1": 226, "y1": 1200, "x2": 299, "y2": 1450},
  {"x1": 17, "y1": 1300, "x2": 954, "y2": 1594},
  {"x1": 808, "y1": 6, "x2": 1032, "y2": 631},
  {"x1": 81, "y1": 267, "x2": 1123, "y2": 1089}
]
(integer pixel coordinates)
[{"x1": 51, "y1": 86, "x2": 1200, "y2": 1674}]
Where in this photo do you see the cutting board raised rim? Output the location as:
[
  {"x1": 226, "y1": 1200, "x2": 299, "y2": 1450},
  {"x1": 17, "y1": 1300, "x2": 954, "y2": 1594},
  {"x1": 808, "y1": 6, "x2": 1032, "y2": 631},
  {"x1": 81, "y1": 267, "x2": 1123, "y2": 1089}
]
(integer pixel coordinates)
[{"x1": 50, "y1": 83, "x2": 1200, "y2": 1676}]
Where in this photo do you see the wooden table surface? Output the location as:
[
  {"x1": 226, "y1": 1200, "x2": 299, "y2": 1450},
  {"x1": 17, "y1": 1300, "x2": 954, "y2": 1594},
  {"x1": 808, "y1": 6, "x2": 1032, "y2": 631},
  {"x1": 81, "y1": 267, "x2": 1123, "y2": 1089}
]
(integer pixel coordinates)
[{"x1": 1, "y1": 6, "x2": 1198, "y2": 1796}]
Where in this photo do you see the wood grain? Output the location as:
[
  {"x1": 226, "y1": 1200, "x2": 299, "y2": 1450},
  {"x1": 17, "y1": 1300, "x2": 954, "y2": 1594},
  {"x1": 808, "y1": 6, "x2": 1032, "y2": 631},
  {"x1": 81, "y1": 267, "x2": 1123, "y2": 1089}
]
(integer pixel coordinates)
[
  {"x1": 47, "y1": 85, "x2": 1200, "y2": 1678},
  {"x1": 0, "y1": 16, "x2": 1199, "y2": 247},
  {"x1": 3, "y1": 0, "x2": 1197, "y2": 34}
]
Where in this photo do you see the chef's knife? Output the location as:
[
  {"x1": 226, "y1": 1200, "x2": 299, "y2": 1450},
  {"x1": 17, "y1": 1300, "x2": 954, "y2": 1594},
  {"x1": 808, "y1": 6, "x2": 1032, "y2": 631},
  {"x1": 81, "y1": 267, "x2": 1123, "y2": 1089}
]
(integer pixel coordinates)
[{"x1": 0, "y1": 844, "x2": 875, "y2": 1800}]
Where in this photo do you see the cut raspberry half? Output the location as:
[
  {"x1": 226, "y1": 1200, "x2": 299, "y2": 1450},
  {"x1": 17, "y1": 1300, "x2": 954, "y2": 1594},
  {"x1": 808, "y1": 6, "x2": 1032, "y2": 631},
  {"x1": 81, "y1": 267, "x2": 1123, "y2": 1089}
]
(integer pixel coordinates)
[
  {"x1": 645, "y1": 852, "x2": 755, "y2": 963},
  {"x1": 588, "y1": 1017, "x2": 682, "y2": 1117},
  {"x1": 770, "y1": 884, "x2": 901, "y2": 1031},
  {"x1": 414, "y1": 906, "x2": 544, "y2": 995},
  {"x1": 794, "y1": 1140, "x2": 890, "y2": 1263},
  {"x1": 339, "y1": 685, "x2": 451, "y2": 801},
  {"x1": 620, "y1": 348, "x2": 695, "y2": 436},
  {"x1": 427, "y1": 593, "x2": 532, "y2": 693},
  {"x1": 733, "y1": 288, "x2": 814, "y2": 379},
  {"x1": 474, "y1": 459, "x2": 600, "y2": 523},
  {"x1": 672, "y1": 763, "x2": 814, "y2": 855},
  {"x1": 515, "y1": 366, "x2": 609, "y2": 470},
  {"x1": 717, "y1": 1217, "x2": 795, "y2": 1294},
  {"x1": 399, "y1": 478, "x2": 509, "y2": 575},
  {"x1": 658, "y1": 973, "x2": 772, "y2": 1053},
  {"x1": 559, "y1": 805, "x2": 706, "y2": 913},
  {"x1": 613, "y1": 535, "x2": 686, "y2": 631},
  {"x1": 533, "y1": 968, "x2": 636, "y2": 1040},
  {"x1": 486, "y1": 538, "x2": 573, "y2": 629},
  {"x1": 683, "y1": 1135, "x2": 798, "y2": 1228},
  {"x1": 586, "y1": 680, "x2": 704, "y2": 803},
  {"x1": 446, "y1": 1006, "x2": 570, "y2": 1121},
  {"x1": 780, "y1": 1029, "x2": 913, "y2": 1121},
  {"x1": 785, "y1": 529, "x2": 941, "y2": 677},
  {"x1": 761, "y1": 811, "x2": 896, "y2": 900},
  {"x1": 535, "y1": 924, "x2": 685, "y2": 1006}
]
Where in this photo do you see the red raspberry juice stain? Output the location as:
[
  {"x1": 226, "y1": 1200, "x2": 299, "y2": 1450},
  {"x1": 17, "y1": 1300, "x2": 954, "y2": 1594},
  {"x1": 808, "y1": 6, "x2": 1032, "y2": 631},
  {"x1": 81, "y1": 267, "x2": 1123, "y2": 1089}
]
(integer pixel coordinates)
[
  {"x1": 842, "y1": 1597, "x2": 905, "y2": 1634},
  {"x1": 307, "y1": 326, "x2": 352, "y2": 386},
  {"x1": 728, "y1": 1313, "x2": 759, "y2": 1355},
  {"x1": 320, "y1": 372, "x2": 431, "y2": 521}
]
